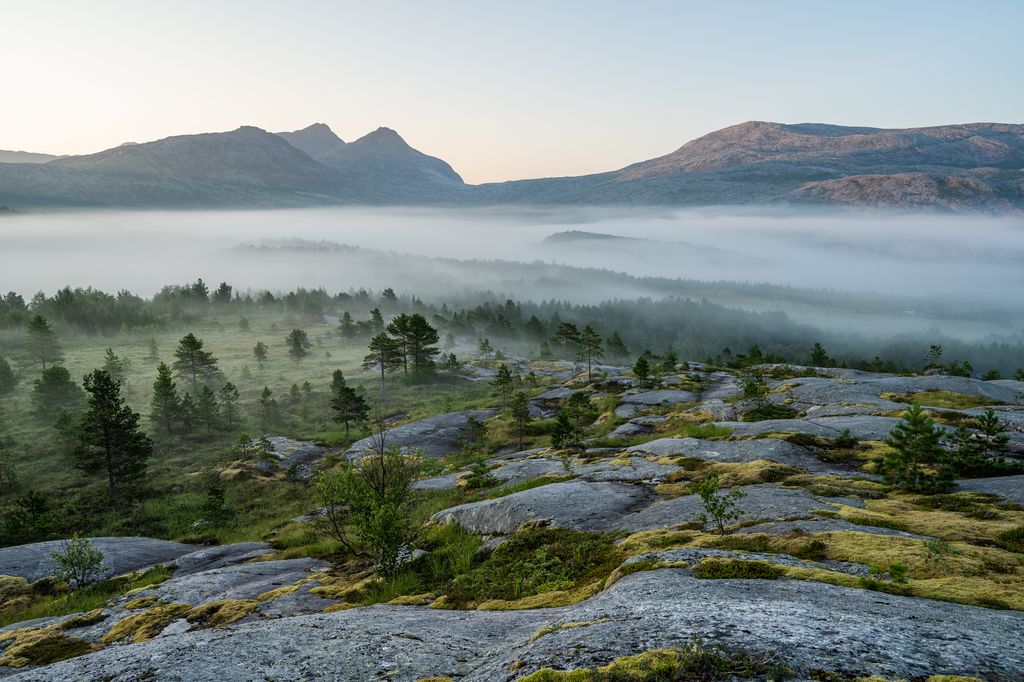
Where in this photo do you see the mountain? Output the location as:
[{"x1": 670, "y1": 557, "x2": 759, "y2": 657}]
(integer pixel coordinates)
[
  {"x1": 314, "y1": 127, "x2": 464, "y2": 200},
  {"x1": 477, "y1": 121, "x2": 1024, "y2": 210},
  {"x1": 276, "y1": 123, "x2": 346, "y2": 160},
  {"x1": 0, "y1": 127, "x2": 349, "y2": 208},
  {"x1": 0, "y1": 149, "x2": 61, "y2": 164},
  {"x1": 0, "y1": 120, "x2": 1021, "y2": 211}
]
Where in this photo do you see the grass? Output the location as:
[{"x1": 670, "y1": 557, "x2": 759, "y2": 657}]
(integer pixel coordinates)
[
  {"x1": 880, "y1": 390, "x2": 1000, "y2": 410},
  {"x1": 0, "y1": 565, "x2": 171, "y2": 628},
  {"x1": 443, "y1": 527, "x2": 623, "y2": 608}
]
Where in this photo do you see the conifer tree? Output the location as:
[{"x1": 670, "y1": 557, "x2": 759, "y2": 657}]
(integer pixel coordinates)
[
  {"x1": 491, "y1": 364, "x2": 514, "y2": 410},
  {"x1": 509, "y1": 390, "x2": 532, "y2": 450},
  {"x1": 173, "y1": 333, "x2": 219, "y2": 393},
  {"x1": 880, "y1": 404, "x2": 953, "y2": 493},
  {"x1": 32, "y1": 366, "x2": 85, "y2": 422},
  {"x1": 330, "y1": 370, "x2": 369, "y2": 436},
  {"x1": 150, "y1": 362, "x2": 179, "y2": 436},
  {"x1": 74, "y1": 369, "x2": 152, "y2": 498},
  {"x1": 196, "y1": 385, "x2": 219, "y2": 434},
  {"x1": 286, "y1": 328, "x2": 312, "y2": 365},
  {"x1": 219, "y1": 382, "x2": 240, "y2": 429},
  {"x1": 253, "y1": 341, "x2": 268, "y2": 375},
  {"x1": 364, "y1": 333, "x2": 401, "y2": 394},
  {"x1": 577, "y1": 324, "x2": 603, "y2": 382},
  {"x1": 26, "y1": 314, "x2": 63, "y2": 370}
]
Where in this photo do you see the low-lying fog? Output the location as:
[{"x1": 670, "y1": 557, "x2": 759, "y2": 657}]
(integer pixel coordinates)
[{"x1": 1, "y1": 207, "x2": 1022, "y2": 340}]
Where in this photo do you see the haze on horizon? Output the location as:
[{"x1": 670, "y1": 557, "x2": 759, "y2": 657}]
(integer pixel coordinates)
[{"x1": 2, "y1": 0, "x2": 1022, "y2": 183}]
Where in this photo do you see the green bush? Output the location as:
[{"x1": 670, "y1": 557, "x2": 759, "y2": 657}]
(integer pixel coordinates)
[
  {"x1": 693, "y1": 558, "x2": 784, "y2": 580},
  {"x1": 445, "y1": 528, "x2": 622, "y2": 606}
]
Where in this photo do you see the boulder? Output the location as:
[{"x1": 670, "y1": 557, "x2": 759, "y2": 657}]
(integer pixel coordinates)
[
  {"x1": 625, "y1": 437, "x2": 851, "y2": 475},
  {"x1": 173, "y1": 543, "x2": 273, "y2": 576},
  {"x1": 431, "y1": 480, "x2": 653, "y2": 534},
  {"x1": 621, "y1": 484, "x2": 833, "y2": 532},
  {"x1": 345, "y1": 409, "x2": 495, "y2": 459},
  {"x1": 0, "y1": 537, "x2": 197, "y2": 583}
]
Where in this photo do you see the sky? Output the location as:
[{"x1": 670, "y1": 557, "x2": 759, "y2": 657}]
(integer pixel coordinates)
[{"x1": 1, "y1": 0, "x2": 1021, "y2": 184}]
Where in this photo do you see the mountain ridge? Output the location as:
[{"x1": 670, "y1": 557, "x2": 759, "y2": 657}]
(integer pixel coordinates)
[{"x1": 1, "y1": 120, "x2": 1021, "y2": 211}]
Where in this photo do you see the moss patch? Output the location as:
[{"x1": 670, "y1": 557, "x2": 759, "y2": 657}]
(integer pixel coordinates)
[
  {"x1": 0, "y1": 626, "x2": 95, "y2": 668},
  {"x1": 518, "y1": 642, "x2": 788, "y2": 681},
  {"x1": 880, "y1": 391, "x2": 999, "y2": 410},
  {"x1": 100, "y1": 603, "x2": 191, "y2": 644},
  {"x1": 186, "y1": 599, "x2": 258, "y2": 628}
]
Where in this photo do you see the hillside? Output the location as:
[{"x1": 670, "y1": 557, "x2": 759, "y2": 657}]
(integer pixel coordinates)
[{"x1": 0, "y1": 121, "x2": 1021, "y2": 210}]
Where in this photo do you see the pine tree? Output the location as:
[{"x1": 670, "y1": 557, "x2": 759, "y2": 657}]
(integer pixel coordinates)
[
  {"x1": 364, "y1": 333, "x2": 402, "y2": 394},
  {"x1": 146, "y1": 338, "x2": 159, "y2": 364},
  {"x1": 577, "y1": 324, "x2": 603, "y2": 382},
  {"x1": 406, "y1": 314, "x2": 439, "y2": 380},
  {"x1": 196, "y1": 385, "x2": 219, "y2": 434},
  {"x1": 26, "y1": 314, "x2": 63, "y2": 370},
  {"x1": 74, "y1": 369, "x2": 152, "y2": 498},
  {"x1": 880, "y1": 404, "x2": 953, "y2": 493},
  {"x1": 386, "y1": 313, "x2": 412, "y2": 374},
  {"x1": 219, "y1": 382, "x2": 240, "y2": 429},
  {"x1": 330, "y1": 370, "x2": 369, "y2": 436},
  {"x1": 554, "y1": 322, "x2": 580, "y2": 357},
  {"x1": 173, "y1": 333, "x2": 219, "y2": 393},
  {"x1": 253, "y1": 341, "x2": 268, "y2": 375},
  {"x1": 478, "y1": 338, "x2": 493, "y2": 358},
  {"x1": 212, "y1": 282, "x2": 233, "y2": 305},
  {"x1": 0, "y1": 406, "x2": 16, "y2": 493},
  {"x1": 491, "y1": 364, "x2": 514, "y2": 410},
  {"x1": 509, "y1": 390, "x2": 532, "y2": 450},
  {"x1": 150, "y1": 362, "x2": 179, "y2": 436},
  {"x1": 286, "y1": 329, "x2": 312, "y2": 365}
]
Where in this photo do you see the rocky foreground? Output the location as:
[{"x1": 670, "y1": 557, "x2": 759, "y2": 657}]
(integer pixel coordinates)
[{"x1": 3, "y1": 362, "x2": 1024, "y2": 680}]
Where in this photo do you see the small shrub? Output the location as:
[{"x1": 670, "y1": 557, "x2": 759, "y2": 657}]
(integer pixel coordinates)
[
  {"x1": 994, "y1": 526, "x2": 1024, "y2": 553},
  {"x1": 692, "y1": 475, "x2": 746, "y2": 534},
  {"x1": 50, "y1": 536, "x2": 105, "y2": 588}
]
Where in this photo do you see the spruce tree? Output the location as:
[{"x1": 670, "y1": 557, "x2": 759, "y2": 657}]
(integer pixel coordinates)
[
  {"x1": 257, "y1": 387, "x2": 278, "y2": 432},
  {"x1": 74, "y1": 369, "x2": 152, "y2": 498},
  {"x1": 339, "y1": 312, "x2": 356, "y2": 339},
  {"x1": 178, "y1": 393, "x2": 197, "y2": 434},
  {"x1": 150, "y1": 362, "x2": 179, "y2": 436},
  {"x1": 632, "y1": 355, "x2": 652, "y2": 389}
]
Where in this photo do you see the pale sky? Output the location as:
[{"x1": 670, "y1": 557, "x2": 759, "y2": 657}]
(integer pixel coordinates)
[{"x1": 1, "y1": 0, "x2": 1021, "y2": 184}]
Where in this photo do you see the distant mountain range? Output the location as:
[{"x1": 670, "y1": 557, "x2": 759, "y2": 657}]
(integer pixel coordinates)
[{"x1": 1, "y1": 121, "x2": 1021, "y2": 211}]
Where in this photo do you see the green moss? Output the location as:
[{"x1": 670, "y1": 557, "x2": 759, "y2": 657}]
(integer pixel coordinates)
[
  {"x1": 58, "y1": 609, "x2": 107, "y2": 629},
  {"x1": 692, "y1": 558, "x2": 784, "y2": 580},
  {"x1": 880, "y1": 391, "x2": 999, "y2": 410},
  {"x1": 0, "y1": 627, "x2": 94, "y2": 668},
  {"x1": 518, "y1": 642, "x2": 789, "y2": 681},
  {"x1": 185, "y1": 599, "x2": 258, "y2": 627},
  {"x1": 100, "y1": 603, "x2": 191, "y2": 643}
]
